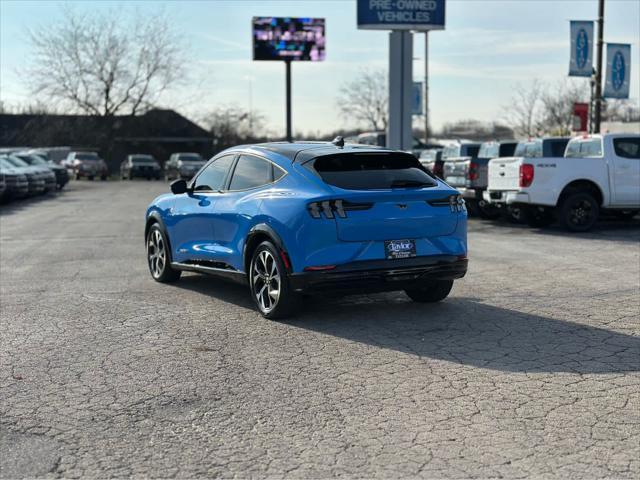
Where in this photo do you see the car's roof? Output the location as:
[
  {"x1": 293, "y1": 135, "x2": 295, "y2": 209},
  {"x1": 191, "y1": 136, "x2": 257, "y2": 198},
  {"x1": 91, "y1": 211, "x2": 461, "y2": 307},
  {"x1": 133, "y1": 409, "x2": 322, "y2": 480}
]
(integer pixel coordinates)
[{"x1": 232, "y1": 141, "x2": 399, "y2": 163}]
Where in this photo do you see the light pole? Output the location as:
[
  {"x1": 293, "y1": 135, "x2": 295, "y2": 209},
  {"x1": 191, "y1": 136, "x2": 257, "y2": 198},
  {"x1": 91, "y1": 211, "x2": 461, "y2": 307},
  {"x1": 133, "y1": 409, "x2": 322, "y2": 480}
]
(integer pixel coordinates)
[
  {"x1": 594, "y1": 0, "x2": 605, "y2": 133},
  {"x1": 424, "y1": 31, "x2": 429, "y2": 143}
]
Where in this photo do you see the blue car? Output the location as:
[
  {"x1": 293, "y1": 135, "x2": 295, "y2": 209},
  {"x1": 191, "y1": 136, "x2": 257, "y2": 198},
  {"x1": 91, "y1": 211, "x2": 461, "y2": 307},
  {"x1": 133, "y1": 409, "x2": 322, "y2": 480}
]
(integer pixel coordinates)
[{"x1": 145, "y1": 139, "x2": 468, "y2": 318}]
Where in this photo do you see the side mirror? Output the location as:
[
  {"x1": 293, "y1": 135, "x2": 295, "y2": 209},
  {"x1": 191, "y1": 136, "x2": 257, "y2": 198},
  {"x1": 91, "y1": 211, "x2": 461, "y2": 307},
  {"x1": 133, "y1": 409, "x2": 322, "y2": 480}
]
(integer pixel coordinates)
[{"x1": 170, "y1": 179, "x2": 188, "y2": 194}]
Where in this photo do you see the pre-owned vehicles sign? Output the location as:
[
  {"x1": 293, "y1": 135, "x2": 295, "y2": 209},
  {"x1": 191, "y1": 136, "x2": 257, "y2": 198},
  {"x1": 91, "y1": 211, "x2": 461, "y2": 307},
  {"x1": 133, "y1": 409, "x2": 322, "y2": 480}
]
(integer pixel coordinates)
[{"x1": 357, "y1": 0, "x2": 446, "y2": 30}]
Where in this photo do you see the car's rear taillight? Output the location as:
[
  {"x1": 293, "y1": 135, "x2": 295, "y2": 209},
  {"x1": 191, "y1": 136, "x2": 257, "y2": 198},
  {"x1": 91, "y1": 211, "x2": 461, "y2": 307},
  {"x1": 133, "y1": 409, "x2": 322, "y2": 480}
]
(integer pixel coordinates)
[
  {"x1": 433, "y1": 164, "x2": 443, "y2": 178},
  {"x1": 307, "y1": 200, "x2": 373, "y2": 219},
  {"x1": 519, "y1": 164, "x2": 534, "y2": 187},
  {"x1": 467, "y1": 162, "x2": 479, "y2": 181}
]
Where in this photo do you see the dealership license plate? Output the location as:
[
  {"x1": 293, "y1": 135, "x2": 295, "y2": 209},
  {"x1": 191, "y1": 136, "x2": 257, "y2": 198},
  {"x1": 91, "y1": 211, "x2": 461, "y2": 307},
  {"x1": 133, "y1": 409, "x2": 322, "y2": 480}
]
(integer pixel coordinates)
[{"x1": 384, "y1": 239, "x2": 416, "y2": 260}]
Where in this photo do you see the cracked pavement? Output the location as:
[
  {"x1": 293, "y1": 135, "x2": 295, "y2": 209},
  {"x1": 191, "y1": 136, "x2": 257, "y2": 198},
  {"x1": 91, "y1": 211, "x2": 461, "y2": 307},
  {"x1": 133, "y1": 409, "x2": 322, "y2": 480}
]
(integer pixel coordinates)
[{"x1": 1, "y1": 181, "x2": 639, "y2": 478}]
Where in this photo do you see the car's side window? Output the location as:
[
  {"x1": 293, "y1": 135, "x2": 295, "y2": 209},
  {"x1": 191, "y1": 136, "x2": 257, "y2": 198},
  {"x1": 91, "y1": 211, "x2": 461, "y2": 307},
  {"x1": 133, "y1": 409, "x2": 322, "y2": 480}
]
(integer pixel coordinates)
[
  {"x1": 229, "y1": 155, "x2": 273, "y2": 190},
  {"x1": 193, "y1": 155, "x2": 235, "y2": 192},
  {"x1": 613, "y1": 138, "x2": 640, "y2": 159},
  {"x1": 272, "y1": 163, "x2": 286, "y2": 182}
]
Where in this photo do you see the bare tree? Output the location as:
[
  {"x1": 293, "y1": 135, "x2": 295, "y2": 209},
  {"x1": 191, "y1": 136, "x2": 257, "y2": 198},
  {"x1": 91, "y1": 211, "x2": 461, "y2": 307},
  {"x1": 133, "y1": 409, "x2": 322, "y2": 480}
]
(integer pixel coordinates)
[
  {"x1": 26, "y1": 7, "x2": 184, "y2": 118},
  {"x1": 205, "y1": 105, "x2": 267, "y2": 150},
  {"x1": 502, "y1": 79, "x2": 544, "y2": 137},
  {"x1": 540, "y1": 79, "x2": 589, "y2": 135},
  {"x1": 336, "y1": 68, "x2": 388, "y2": 131}
]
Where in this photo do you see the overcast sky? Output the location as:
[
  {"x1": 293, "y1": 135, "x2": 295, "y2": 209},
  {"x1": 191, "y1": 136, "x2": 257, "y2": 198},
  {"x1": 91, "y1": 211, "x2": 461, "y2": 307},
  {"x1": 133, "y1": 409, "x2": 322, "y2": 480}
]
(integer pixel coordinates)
[{"x1": 1, "y1": 0, "x2": 638, "y2": 135}]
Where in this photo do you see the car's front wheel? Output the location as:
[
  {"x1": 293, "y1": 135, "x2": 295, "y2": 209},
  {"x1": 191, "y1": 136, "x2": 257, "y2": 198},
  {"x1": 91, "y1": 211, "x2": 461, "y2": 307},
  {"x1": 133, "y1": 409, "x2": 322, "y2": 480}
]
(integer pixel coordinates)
[
  {"x1": 147, "y1": 224, "x2": 181, "y2": 283},
  {"x1": 405, "y1": 279, "x2": 453, "y2": 303},
  {"x1": 250, "y1": 241, "x2": 299, "y2": 319}
]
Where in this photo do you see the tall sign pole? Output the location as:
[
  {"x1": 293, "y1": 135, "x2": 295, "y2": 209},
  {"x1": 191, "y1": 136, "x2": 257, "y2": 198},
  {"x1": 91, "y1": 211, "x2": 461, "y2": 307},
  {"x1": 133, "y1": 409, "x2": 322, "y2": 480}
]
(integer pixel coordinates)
[
  {"x1": 594, "y1": 0, "x2": 605, "y2": 133},
  {"x1": 424, "y1": 31, "x2": 429, "y2": 143},
  {"x1": 285, "y1": 60, "x2": 292, "y2": 142}
]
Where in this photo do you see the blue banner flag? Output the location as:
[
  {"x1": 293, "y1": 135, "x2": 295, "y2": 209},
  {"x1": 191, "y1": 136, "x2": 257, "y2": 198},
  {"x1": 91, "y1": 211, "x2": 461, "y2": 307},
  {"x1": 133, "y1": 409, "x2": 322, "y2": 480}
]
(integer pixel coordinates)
[
  {"x1": 603, "y1": 44, "x2": 631, "y2": 99},
  {"x1": 569, "y1": 21, "x2": 593, "y2": 77},
  {"x1": 358, "y1": 0, "x2": 446, "y2": 31},
  {"x1": 412, "y1": 82, "x2": 423, "y2": 115}
]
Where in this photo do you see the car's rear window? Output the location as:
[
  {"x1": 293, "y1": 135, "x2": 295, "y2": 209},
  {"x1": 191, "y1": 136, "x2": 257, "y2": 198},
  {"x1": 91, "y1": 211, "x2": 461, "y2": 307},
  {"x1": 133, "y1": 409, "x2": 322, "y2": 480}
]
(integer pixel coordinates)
[
  {"x1": 479, "y1": 143, "x2": 499, "y2": 159},
  {"x1": 307, "y1": 153, "x2": 437, "y2": 190}
]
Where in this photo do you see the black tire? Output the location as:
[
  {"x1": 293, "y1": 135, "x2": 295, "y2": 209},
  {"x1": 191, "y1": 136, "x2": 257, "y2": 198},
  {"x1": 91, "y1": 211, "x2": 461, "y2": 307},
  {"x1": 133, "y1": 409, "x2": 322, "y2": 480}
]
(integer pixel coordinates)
[
  {"x1": 477, "y1": 202, "x2": 501, "y2": 220},
  {"x1": 559, "y1": 191, "x2": 599, "y2": 232},
  {"x1": 249, "y1": 241, "x2": 300, "y2": 319},
  {"x1": 405, "y1": 280, "x2": 454, "y2": 303},
  {"x1": 146, "y1": 224, "x2": 181, "y2": 283},
  {"x1": 614, "y1": 210, "x2": 639, "y2": 220},
  {"x1": 100, "y1": 175, "x2": 107, "y2": 181},
  {"x1": 523, "y1": 206, "x2": 555, "y2": 228},
  {"x1": 503, "y1": 205, "x2": 525, "y2": 224},
  {"x1": 464, "y1": 199, "x2": 480, "y2": 217},
  {"x1": 75, "y1": 173, "x2": 81, "y2": 181},
  {"x1": 88, "y1": 176, "x2": 94, "y2": 181}
]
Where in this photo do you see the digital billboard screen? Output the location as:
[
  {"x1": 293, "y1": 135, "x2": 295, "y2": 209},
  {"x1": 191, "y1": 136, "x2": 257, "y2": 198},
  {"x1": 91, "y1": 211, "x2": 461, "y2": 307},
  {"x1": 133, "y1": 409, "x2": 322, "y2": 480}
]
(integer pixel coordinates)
[{"x1": 253, "y1": 17, "x2": 325, "y2": 61}]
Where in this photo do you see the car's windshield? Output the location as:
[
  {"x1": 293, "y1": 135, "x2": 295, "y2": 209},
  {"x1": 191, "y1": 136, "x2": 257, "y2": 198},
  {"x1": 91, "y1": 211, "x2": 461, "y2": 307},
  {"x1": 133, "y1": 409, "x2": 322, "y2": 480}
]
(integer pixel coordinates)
[
  {"x1": 75, "y1": 153, "x2": 99, "y2": 161},
  {"x1": 20, "y1": 155, "x2": 47, "y2": 166},
  {"x1": 442, "y1": 145, "x2": 460, "y2": 159},
  {"x1": 178, "y1": 154, "x2": 203, "y2": 162},
  {"x1": 479, "y1": 143, "x2": 499, "y2": 159},
  {"x1": 0, "y1": 157, "x2": 15, "y2": 169},
  {"x1": 7, "y1": 156, "x2": 29, "y2": 167},
  {"x1": 515, "y1": 140, "x2": 543, "y2": 158},
  {"x1": 565, "y1": 138, "x2": 603, "y2": 158},
  {"x1": 131, "y1": 156, "x2": 155, "y2": 164},
  {"x1": 308, "y1": 152, "x2": 437, "y2": 190}
]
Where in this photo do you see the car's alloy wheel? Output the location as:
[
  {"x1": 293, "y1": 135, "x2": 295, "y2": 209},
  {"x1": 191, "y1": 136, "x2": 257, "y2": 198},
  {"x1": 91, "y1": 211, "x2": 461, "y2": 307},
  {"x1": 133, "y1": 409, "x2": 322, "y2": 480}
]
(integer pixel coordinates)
[
  {"x1": 252, "y1": 250, "x2": 281, "y2": 314},
  {"x1": 148, "y1": 230, "x2": 166, "y2": 279},
  {"x1": 249, "y1": 241, "x2": 299, "y2": 319},
  {"x1": 146, "y1": 225, "x2": 181, "y2": 283}
]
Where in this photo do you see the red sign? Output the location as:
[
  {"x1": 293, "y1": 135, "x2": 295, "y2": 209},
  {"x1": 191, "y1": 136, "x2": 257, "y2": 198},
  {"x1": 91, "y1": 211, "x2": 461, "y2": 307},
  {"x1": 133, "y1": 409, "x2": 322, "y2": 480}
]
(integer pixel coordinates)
[{"x1": 573, "y1": 103, "x2": 589, "y2": 132}]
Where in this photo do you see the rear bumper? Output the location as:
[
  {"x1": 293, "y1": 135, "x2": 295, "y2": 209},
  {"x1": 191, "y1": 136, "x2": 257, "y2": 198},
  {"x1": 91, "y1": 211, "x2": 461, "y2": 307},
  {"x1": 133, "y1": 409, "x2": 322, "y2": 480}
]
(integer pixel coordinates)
[
  {"x1": 289, "y1": 256, "x2": 468, "y2": 294},
  {"x1": 484, "y1": 190, "x2": 530, "y2": 205}
]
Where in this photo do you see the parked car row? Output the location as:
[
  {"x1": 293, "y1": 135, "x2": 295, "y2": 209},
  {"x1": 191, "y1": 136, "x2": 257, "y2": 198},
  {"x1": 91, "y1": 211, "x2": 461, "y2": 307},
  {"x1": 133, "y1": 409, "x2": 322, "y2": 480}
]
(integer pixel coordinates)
[
  {"x1": 419, "y1": 133, "x2": 640, "y2": 231},
  {"x1": 0, "y1": 149, "x2": 69, "y2": 204},
  {"x1": 120, "y1": 152, "x2": 206, "y2": 181}
]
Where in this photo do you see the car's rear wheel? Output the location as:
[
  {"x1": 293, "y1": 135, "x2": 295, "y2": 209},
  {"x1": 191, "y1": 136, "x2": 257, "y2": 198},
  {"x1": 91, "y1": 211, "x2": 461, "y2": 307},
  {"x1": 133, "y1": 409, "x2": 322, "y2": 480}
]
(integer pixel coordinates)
[
  {"x1": 147, "y1": 224, "x2": 181, "y2": 283},
  {"x1": 405, "y1": 279, "x2": 453, "y2": 303},
  {"x1": 250, "y1": 241, "x2": 299, "y2": 319},
  {"x1": 560, "y1": 191, "x2": 599, "y2": 232}
]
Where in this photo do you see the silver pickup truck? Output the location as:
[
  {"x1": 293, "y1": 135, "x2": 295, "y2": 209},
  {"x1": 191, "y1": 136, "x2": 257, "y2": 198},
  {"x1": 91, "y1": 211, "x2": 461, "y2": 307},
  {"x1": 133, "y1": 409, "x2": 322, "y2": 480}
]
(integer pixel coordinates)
[{"x1": 443, "y1": 141, "x2": 517, "y2": 218}]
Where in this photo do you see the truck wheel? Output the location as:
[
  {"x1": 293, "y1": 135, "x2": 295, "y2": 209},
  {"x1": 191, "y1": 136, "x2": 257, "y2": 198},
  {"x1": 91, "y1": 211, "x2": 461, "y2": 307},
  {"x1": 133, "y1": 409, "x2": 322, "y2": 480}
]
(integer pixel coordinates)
[
  {"x1": 405, "y1": 280, "x2": 453, "y2": 303},
  {"x1": 503, "y1": 205, "x2": 524, "y2": 224},
  {"x1": 560, "y1": 192, "x2": 599, "y2": 232},
  {"x1": 523, "y1": 206, "x2": 555, "y2": 228},
  {"x1": 478, "y1": 202, "x2": 501, "y2": 220},
  {"x1": 465, "y1": 199, "x2": 479, "y2": 216}
]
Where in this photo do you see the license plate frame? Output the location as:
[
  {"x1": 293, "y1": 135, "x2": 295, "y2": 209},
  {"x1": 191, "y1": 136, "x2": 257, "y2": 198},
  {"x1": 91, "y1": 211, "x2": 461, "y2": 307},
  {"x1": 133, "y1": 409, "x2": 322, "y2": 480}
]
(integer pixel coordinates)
[{"x1": 384, "y1": 239, "x2": 417, "y2": 260}]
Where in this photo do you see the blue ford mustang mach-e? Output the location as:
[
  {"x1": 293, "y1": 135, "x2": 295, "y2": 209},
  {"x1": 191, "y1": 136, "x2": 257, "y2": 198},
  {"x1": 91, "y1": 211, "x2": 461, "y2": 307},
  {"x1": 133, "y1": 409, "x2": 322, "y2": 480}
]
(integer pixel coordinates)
[{"x1": 145, "y1": 140, "x2": 468, "y2": 318}]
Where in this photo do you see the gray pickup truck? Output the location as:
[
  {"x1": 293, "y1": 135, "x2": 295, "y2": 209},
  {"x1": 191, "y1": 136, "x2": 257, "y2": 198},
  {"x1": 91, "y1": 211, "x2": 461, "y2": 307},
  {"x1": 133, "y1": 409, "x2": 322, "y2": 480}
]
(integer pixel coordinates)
[{"x1": 443, "y1": 140, "x2": 517, "y2": 218}]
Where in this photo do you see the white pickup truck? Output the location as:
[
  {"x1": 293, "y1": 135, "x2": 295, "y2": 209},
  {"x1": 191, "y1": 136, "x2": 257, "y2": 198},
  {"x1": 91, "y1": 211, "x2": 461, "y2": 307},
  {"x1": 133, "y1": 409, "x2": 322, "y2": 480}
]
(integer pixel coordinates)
[{"x1": 484, "y1": 134, "x2": 640, "y2": 231}]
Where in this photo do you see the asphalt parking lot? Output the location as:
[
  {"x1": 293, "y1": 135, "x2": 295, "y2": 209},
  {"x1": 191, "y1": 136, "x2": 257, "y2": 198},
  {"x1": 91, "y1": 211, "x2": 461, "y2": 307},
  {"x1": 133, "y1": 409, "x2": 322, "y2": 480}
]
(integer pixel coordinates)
[{"x1": 1, "y1": 181, "x2": 639, "y2": 478}]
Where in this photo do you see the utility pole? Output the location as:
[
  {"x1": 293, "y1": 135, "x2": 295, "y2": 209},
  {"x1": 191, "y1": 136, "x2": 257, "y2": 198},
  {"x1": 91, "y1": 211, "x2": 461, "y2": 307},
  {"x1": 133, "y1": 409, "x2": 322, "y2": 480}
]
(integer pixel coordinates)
[
  {"x1": 594, "y1": 0, "x2": 605, "y2": 133},
  {"x1": 424, "y1": 31, "x2": 429, "y2": 143},
  {"x1": 285, "y1": 60, "x2": 292, "y2": 142}
]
